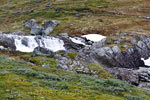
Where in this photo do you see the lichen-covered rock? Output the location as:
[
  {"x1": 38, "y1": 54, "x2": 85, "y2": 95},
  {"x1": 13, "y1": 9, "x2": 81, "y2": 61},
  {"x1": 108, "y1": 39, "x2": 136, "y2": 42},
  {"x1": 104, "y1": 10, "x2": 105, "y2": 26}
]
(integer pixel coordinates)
[
  {"x1": 43, "y1": 20, "x2": 59, "y2": 35},
  {"x1": 27, "y1": 19, "x2": 59, "y2": 35}
]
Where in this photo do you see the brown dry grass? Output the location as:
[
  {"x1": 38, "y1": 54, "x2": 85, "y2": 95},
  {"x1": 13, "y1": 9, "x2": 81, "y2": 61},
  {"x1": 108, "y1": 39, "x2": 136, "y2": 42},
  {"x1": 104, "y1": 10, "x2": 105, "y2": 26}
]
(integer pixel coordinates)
[{"x1": 0, "y1": 0, "x2": 150, "y2": 36}]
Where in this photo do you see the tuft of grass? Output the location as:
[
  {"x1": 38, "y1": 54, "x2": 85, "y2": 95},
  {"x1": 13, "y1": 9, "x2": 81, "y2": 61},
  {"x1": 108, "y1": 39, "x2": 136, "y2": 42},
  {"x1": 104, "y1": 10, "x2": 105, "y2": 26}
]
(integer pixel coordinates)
[
  {"x1": 86, "y1": 63, "x2": 113, "y2": 78},
  {"x1": 66, "y1": 52, "x2": 78, "y2": 60},
  {"x1": 31, "y1": 11, "x2": 62, "y2": 19},
  {"x1": 29, "y1": 56, "x2": 58, "y2": 68}
]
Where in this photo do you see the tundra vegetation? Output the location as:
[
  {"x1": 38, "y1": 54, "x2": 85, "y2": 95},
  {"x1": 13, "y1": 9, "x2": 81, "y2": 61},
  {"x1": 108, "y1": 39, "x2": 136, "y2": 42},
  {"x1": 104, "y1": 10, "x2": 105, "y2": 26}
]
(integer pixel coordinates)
[{"x1": 0, "y1": 0, "x2": 150, "y2": 100}]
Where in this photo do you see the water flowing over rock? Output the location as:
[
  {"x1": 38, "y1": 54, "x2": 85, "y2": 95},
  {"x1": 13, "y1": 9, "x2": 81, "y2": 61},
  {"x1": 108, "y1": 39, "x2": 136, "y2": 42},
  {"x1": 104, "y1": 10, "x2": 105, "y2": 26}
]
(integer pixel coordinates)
[
  {"x1": 0, "y1": 34, "x2": 65, "y2": 52},
  {"x1": 57, "y1": 35, "x2": 87, "y2": 52},
  {"x1": 141, "y1": 58, "x2": 150, "y2": 66},
  {"x1": 0, "y1": 33, "x2": 90, "y2": 53}
]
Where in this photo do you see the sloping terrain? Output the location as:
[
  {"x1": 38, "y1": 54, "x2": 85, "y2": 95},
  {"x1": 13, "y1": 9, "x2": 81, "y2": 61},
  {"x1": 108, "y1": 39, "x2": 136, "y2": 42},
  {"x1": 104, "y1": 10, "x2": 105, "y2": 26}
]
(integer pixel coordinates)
[
  {"x1": 0, "y1": 0, "x2": 150, "y2": 100},
  {"x1": 0, "y1": 0, "x2": 150, "y2": 36},
  {"x1": 0, "y1": 52, "x2": 150, "y2": 100}
]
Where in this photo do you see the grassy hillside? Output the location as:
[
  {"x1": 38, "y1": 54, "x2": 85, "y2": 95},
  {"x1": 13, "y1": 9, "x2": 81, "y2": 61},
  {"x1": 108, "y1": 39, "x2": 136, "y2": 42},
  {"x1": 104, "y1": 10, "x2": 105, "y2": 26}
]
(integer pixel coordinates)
[
  {"x1": 0, "y1": 53, "x2": 150, "y2": 100},
  {"x1": 0, "y1": 0, "x2": 150, "y2": 100},
  {"x1": 0, "y1": 0, "x2": 150, "y2": 36}
]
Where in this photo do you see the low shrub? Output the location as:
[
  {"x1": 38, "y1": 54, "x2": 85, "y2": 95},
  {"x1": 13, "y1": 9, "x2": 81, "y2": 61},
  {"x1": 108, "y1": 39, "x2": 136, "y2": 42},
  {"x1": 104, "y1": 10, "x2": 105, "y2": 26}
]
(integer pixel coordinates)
[
  {"x1": 86, "y1": 63, "x2": 112, "y2": 78},
  {"x1": 66, "y1": 52, "x2": 78, "y2": 60}
]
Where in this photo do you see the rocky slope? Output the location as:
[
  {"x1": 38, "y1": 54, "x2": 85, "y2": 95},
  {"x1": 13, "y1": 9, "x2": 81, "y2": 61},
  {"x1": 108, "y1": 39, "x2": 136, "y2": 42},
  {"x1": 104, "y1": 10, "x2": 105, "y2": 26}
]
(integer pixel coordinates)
[
  {"x1": 1, "y1": 30, "x2": 150, "y2": 99},
  {"x1": 0, "y1": 0, "x2": 150, "y2": 100}
]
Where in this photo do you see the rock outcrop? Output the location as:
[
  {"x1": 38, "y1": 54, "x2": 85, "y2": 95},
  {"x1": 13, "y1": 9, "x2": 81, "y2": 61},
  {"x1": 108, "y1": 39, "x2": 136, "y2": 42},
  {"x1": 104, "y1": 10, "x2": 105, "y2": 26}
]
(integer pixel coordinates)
[
  {"x1": 33, "y1": 46, "x2": 55, "y2": 57},
  {"x1": 0, "y1": 31, "x2": 150, "y2": 88},
  {"x1": 78, "y1": 33, "x2": 150, "y2": 69},
  {"x1": 25, "y1": 19, "x2": 59, "y2": 35},
  {"x1": 76, "y1": 32, "x2": 150, "y2": 88}
]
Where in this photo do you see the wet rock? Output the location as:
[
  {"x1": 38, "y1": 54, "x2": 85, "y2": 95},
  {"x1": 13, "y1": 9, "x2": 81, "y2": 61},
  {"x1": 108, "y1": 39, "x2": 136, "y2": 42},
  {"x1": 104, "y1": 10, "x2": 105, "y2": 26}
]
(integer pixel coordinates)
[
  {"x1": 33, "y1": 46, "x2": 54, "y2": 57},
  {"x1": 59, "y1": 36, "x2": 85, "y2": 52},
  {"x1": 0, "y1": 36, "x2": 16, "y2": 50},
  {"x1": 21, "y1": 37, "x2": 28, "y2": 46},
  {"x1": 30, "y1": 28, "x2": 44, "y2": 35}
]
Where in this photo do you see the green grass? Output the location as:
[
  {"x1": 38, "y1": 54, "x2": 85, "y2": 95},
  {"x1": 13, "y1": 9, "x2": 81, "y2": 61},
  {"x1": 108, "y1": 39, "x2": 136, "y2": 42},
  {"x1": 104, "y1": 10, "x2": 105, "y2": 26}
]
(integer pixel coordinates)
[
  {"x1": 85, "y1": 63, "x2": 113, "y2": 78},
  {"x1": 0, "y1": 0, "x2": 109, "y2": 34},
  {"x1": 66, "y1": 52, "x2": 78, "y2": 60},
  {"x1": 0, "y1": 55, "x2": 150, "y2": 100}
]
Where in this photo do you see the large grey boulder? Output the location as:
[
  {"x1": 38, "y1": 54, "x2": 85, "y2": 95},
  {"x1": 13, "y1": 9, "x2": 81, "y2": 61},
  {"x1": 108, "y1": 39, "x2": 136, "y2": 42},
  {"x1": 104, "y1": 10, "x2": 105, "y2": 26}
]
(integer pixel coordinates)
[
  {"x1": 106, "y1": 67, "x2": 150, "y2": 88},
  {"x1": 78, "y1": 44, "x2": 144, "y2": 68},
  {"x1": 26, "y1": 19, "x2": 59, "y2": 35},
  {"x1": 0, "y1": 36, "x2": 16, "y2": 50},
  {"x1": 30, "y1": 28, "x2": 44, "y2": 35},
  {"x1": 106, "y1": 67, "x2": 139, "y2": 85},
  {"x1": 43, "y1": 20, "x2": 59, "y2": 35},
  {"x1": 25, "y1": 19, "x2": 44, "y2": 35},
  {"x1": 77, "y1": 34, "x2": 150, "y2": 69},
  {"x1": 33, "y1": 46, "x2": 54, "y2": 57}
]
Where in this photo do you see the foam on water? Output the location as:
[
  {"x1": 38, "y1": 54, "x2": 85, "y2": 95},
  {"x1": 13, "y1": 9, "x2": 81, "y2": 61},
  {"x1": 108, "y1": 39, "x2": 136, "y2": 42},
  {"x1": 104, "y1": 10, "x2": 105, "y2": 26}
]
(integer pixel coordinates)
[
  {"x1": 82, "y1": 34, "x2": 106, "y2": 42},
  {"x1": 69, "y1": 37, "x2": 85, "y2": 45},
  {"x1": 141, "y1": 58, "x2": 150, "y2": 66},
  {"x1": 1, "y1": 34, "x2": 65, "y2": 52}
]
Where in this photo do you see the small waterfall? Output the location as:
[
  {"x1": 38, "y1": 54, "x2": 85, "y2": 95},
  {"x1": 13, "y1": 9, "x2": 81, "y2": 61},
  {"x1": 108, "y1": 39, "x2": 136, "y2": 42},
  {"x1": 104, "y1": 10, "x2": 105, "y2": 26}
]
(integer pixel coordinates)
[
  {"x1": 0, "y1": 34, "x2": 65, "y2": 52},
  {"x1": 141, "y1": 58, "x2": 150, "y2": 66}
]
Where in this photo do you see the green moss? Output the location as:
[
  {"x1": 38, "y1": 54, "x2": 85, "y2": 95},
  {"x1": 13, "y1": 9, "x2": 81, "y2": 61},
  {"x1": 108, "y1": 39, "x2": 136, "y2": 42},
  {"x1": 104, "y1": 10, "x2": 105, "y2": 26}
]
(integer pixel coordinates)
[
  {"x1": 29, "y1": 56, "x2": 58, "y2": 68},
  {"x1": 86, "y1": 63, "x2": 113, "y2": 78},
  {"x1": 31, "y1": 11, "x2": 62, "y2": 19},
  {"x1": 66, "y1": 52, "x2": 78, "y2": 60}
]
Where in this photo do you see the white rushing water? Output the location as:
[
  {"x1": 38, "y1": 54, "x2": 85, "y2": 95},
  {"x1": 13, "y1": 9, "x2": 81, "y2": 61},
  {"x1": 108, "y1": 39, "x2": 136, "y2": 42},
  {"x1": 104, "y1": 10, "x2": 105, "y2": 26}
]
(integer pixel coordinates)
[
  {"x1": 1, "y1": 34, "x2": 66, "y2": 52},
  {"x1": 69, "y1": 37, "x2": 85, "y2": 45},
  {"x1": 82, "y1": 34, "x2": 106, "y2": 42},
  {"x1": 141, "y1": 58, "x2": 150, "y2": 66}
]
